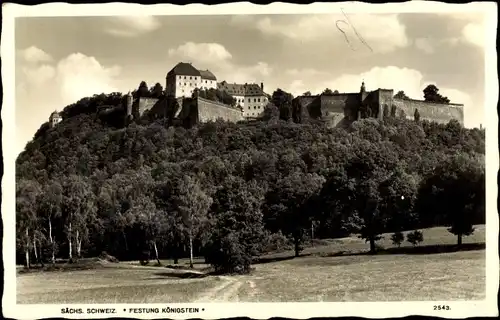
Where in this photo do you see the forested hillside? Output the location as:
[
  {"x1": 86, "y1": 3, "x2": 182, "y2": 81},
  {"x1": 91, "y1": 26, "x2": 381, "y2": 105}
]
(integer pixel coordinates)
[{"x1": 16, "y1": 92, "x2": 486, "y2": 273}]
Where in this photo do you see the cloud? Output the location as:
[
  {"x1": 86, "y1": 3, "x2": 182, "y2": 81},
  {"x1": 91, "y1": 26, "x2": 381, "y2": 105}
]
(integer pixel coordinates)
[
  {"x1": 168, "y1": 42, "x2": 233, "y2": 65},
  {"x1": 16, "y1": 53, "x2": 123, "y2": 155},
  {"x1": 283, "y1": 65, "x2": 470, "y2": 104},
  {"x1": 462, "y1": 22, "x2": 485, "y2": 47},
  {"x1": 231, "y1": 14, "x2": 409, "y2": 54},
  {"x1": 414, "y1": 38, "x2": 434, "y2": 54},
  {"x1": 105, "y1": 16, "x2": 161, "y2": 37},
  {"x1": 21, "y1": 64, "x2": 56, "y2": 86},
  {"x1": 167, "y1": 42, "x2": 272, "y2": 86},
  {"x1": 19, "y1": 46, "x2": 53, "y2": 63},
  {"x1": 55, "y1": 53, "x2": 121, "y2": 104}
]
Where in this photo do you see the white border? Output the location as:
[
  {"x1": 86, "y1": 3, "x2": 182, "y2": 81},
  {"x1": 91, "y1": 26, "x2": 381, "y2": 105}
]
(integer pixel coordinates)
[{"x1": 2, "y1": 2, "x2": 498, "y2": 319}]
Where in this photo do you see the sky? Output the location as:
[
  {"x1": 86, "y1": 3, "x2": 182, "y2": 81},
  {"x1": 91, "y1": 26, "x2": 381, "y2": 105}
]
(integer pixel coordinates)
[{"x1": 14, "y1": 11, "x2": 488, "y2": 156}]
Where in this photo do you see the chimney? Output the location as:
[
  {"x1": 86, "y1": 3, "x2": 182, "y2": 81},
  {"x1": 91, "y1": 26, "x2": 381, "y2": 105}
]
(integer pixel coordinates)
[{"x1": 261, "y1": 82, "x2": 264, "y2": 91}]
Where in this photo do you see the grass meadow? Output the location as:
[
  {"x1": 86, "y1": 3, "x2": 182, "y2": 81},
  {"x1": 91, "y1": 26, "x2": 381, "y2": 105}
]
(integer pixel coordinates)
[{"x1": 16, "y1": 225, "x2": 486, "y2": 303}]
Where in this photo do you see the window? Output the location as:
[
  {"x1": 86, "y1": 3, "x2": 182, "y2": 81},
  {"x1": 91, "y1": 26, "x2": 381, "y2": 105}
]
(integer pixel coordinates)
[
  {"x1": 254, "y1": 98, "x2": 256, "y2": 102},
  {"x1": 184, "y1": 76, "x2": 186, "y2": 79},
  {"x1": 258, "y1": 98, "x2": 260, "y2": 102},
  {"x1": 248, "y1": 98, "x2": 251, "y2": 102},
  {"x1": 190, "y1": 76, "x2": 192, "y2": 80},
  {"x1": 248, "y1": 107, "x2": 251, "y2": 110},
  {"x1": 254, "y1": 106, "x2": 256, "y2": 110},
  {"x1": 184, "y1": 83, "x2": 186, "y2": 86},
  {"x1": 258, "y1": 106, "x2": 261, "y2": 109}
]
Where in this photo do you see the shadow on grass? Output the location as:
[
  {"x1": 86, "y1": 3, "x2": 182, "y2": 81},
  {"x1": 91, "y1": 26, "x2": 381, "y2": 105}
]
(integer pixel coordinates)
[
  {"x1": 253, "y1": 252, "x2": 313, "y2": 265},
  {"x1": 17, "y1": 259, "x2": 105, "y2": 274},
  {"x1": 320, "y1": 242, "x2": 486, "y2": 257},
  {"x1": 152, "y1": 271, "x2": 209, "y2": 279}
]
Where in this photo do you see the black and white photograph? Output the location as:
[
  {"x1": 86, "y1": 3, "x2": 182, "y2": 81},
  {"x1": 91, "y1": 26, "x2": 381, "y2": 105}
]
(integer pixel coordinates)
[{"x1": 2, "y1": 1, "x2": 498, "y2": 319}]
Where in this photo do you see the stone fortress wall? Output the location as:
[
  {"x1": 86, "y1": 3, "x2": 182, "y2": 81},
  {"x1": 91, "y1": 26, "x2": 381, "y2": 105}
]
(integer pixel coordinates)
[
  {"x1": 132, "y1": 96, "x2": 243, "y2": 125},
  {"x1": 293, "y1": 87, "x2": 464, "y2": 128},
  {"x1": 196, "y1": 97, "x2": 244, "y2": 122}
]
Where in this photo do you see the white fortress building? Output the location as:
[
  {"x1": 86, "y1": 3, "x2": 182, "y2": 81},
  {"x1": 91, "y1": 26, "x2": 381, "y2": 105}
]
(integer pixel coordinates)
[
  {"x1": 166, "y1": 62, "x2": 218, "y2": 98},
  {"x1": 165, "y1": 62, "x2": 268, "y2": 118}
]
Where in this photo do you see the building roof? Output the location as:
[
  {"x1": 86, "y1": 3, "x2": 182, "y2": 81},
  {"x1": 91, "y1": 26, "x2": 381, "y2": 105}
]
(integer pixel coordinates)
[
  {"x1": 244, "y1": 83, "x2": 265, "y2": 97},
  {"x1": 199, "y1": 69, "x2": 217, "y2": 81},
  {"x1": 218, "y1": 81, "x2": 246, "y2": 96},
  {"x1": 217, "y1": 81, "x2": 266, "y2": 97},
  {"x1": 50, "y1": 111, "x2": 61, "y2": 118},
  {"x1": 167, "y1": 62, "x2": 201, "y2": 77}
]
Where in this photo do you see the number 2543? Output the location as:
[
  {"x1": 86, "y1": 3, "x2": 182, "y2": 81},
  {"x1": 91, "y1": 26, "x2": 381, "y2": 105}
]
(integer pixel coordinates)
[{"x1": 434, "y1": 305, "x2": 450, "y2": 311}]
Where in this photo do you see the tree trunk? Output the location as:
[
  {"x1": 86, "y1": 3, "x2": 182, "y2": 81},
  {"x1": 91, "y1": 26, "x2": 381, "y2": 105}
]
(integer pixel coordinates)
[
  {"x1": 153, "y1": 241, "x2": 160, "y2": 265},
  {"x1": 369, "y1": 236, "x2": 376, "y2": 254},
  {"x1": 189, "y1": 231, "x2": 194, "y2": 268},
  {"x1": 33, "y1": 237, "x2": 38, "y2": 264},
  {"x1": 76, "y1": 230, "x2": 82, "y2": 258},
  {"x1": 49, "y1": 218, "x2": 55, "y2": 264},
  {"x1": 68, "y1": 222, "x2": 73, "y2": 260},
  {"x1": 294, "y1": 232, "x2": 300, "y2": 258},
  {"x1": 173, "y1": 242, "x2": 179, "y2": 265},
  {"x1": 122, "y1": 231, "x2": 129, "y2": 252},
  {"x1": 457, "y1": 233, "x2": 463, "y2": 246},
  {"x1": 25, "y1": 229, "x2": 30, "y2": 269}
]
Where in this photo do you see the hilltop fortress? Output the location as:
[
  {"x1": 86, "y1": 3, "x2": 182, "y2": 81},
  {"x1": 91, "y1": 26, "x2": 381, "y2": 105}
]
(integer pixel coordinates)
[
  {"x1": 119, "y1": 62, "x2": 269, "y2": 126},
  {"x1": 292, "y1": 82, "x2": 464, "y2": 127},
  {"x1": 49, "y1": 62, "x2": 464, "y2": 128}
]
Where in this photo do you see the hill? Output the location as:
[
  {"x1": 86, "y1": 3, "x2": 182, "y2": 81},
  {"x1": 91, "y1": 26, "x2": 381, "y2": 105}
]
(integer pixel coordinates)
[{"x1": 16, "y1": 92, "x2": 486, "y2": 273}]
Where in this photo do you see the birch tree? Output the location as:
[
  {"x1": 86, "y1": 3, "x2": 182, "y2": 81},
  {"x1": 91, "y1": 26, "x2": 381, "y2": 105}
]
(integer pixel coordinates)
[
  {"x1": 171, "y1": 175, "x2": 212, "y2": 268},
  {"x1": 16, "y1": 179, "x2": 42, "y2": 268},
  {"x1": 39, "y1": 180, "x2": 63, "y2": 264},
  {"x1": 61, "y1": 175, "x2": 95, "y2": 261}
]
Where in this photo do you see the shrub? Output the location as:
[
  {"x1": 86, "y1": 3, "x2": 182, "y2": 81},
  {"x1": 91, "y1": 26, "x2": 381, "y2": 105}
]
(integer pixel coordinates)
[
  {"x1": 407, "y1": 230, "x2": 424, "y2": 246},
  {"x1": 205, "y1": 232, "x2": 252, "y2": 274},
  {"x1": 391, "y1": 231, "x2": 405, "y2": 247},
  {"x1": 263, "y1": 231, "x2": 293, "y2": 253}
]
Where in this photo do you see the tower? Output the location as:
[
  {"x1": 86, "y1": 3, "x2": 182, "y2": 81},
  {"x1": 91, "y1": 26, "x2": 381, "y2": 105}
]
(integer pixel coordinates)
[
  {"x1": 126, "y1": 91, "x2": 133, "y2": 117},
  {"x1": 49, "y1": 110, "x2": 62, "y2": 128},
  {"x1": 360, "y1": 80, "x2": 366, "y2": 96}
]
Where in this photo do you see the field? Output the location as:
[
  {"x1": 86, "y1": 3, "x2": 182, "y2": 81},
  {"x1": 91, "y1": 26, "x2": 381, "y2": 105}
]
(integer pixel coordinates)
[{"x1": 17, "y1": 225, "x2": 486, "y2": 303}]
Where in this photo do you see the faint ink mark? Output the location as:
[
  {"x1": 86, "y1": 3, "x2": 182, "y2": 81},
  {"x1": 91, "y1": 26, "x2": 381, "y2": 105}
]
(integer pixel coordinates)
[{"x1": 335, "y1": 8, "x2": 373, "y2": 53}]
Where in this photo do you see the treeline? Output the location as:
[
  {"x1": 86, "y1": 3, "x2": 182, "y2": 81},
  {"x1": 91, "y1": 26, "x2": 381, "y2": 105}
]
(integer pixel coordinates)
[{"x1": 16, "y1": 93, "x2": 485, "y2": 273}]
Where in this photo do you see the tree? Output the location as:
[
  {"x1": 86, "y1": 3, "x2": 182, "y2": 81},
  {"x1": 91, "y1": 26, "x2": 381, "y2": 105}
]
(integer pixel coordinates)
[
  {"x1": 423, "y1": 84, "x2": 450, "y2": 104},
  {"x1": 383, "y1": 105, "x2": 390, "y2": 118},
  {"x1": 414, "y1": 109, "x2": 421, "y2": 123},
  {"x1": 151, "y1": 83, "x2": 164, "y2": 99},
  {"x1": 333, "y1": 90, "x2": 339, "y2": 94},
  {"x1": 137, "y1": 81, "x2": 150, "y2": 98},
  {"x1": 171, "y1": 175, "x2": 213, "y2": 268},
  {"x1": 263, "y1": 172, "x2": 325, "y2": 257},
  {"x1": 39, "y1": 180, "x2": 63, "y2": 264},
  {"x1": 320, "y1": 139, "x2": 402, "y2": 253},
  {"x1": 407, "y1": 230, "x2": 423, "y2": 246},
  {"x1": 394, "y1": 91, "x2": 410, "y2": 100},
  {"x1": 128, "y1": 193, "x2": 163, "y2": 264},
  {"x1": 16, "y1": 179, "x2": 42, "y2": 268},
  {"x1": 205, "y1": 176, "x2": 267, "y2": 274},
  {"x1": 303, "y1": 91, "x2": 312, "y2": 96},
  {"x1": 261, "y1": 103, "x2": 280, "y2": 122},
  {"x1": 271, "y1": 89, "x2": 294, "y2": 121},
  {"x1": 61, "y1": 175, "x2": 95, "y2": 261},
  {"x1": 322, "y1": 88, "x2": 334, "y2": 95},
  {"x1": 391, "y1": 232, "x2": 404, "y2": 247},
  {"x1": 416, "y1": 153, "x2": 485, "y2": 246}
]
